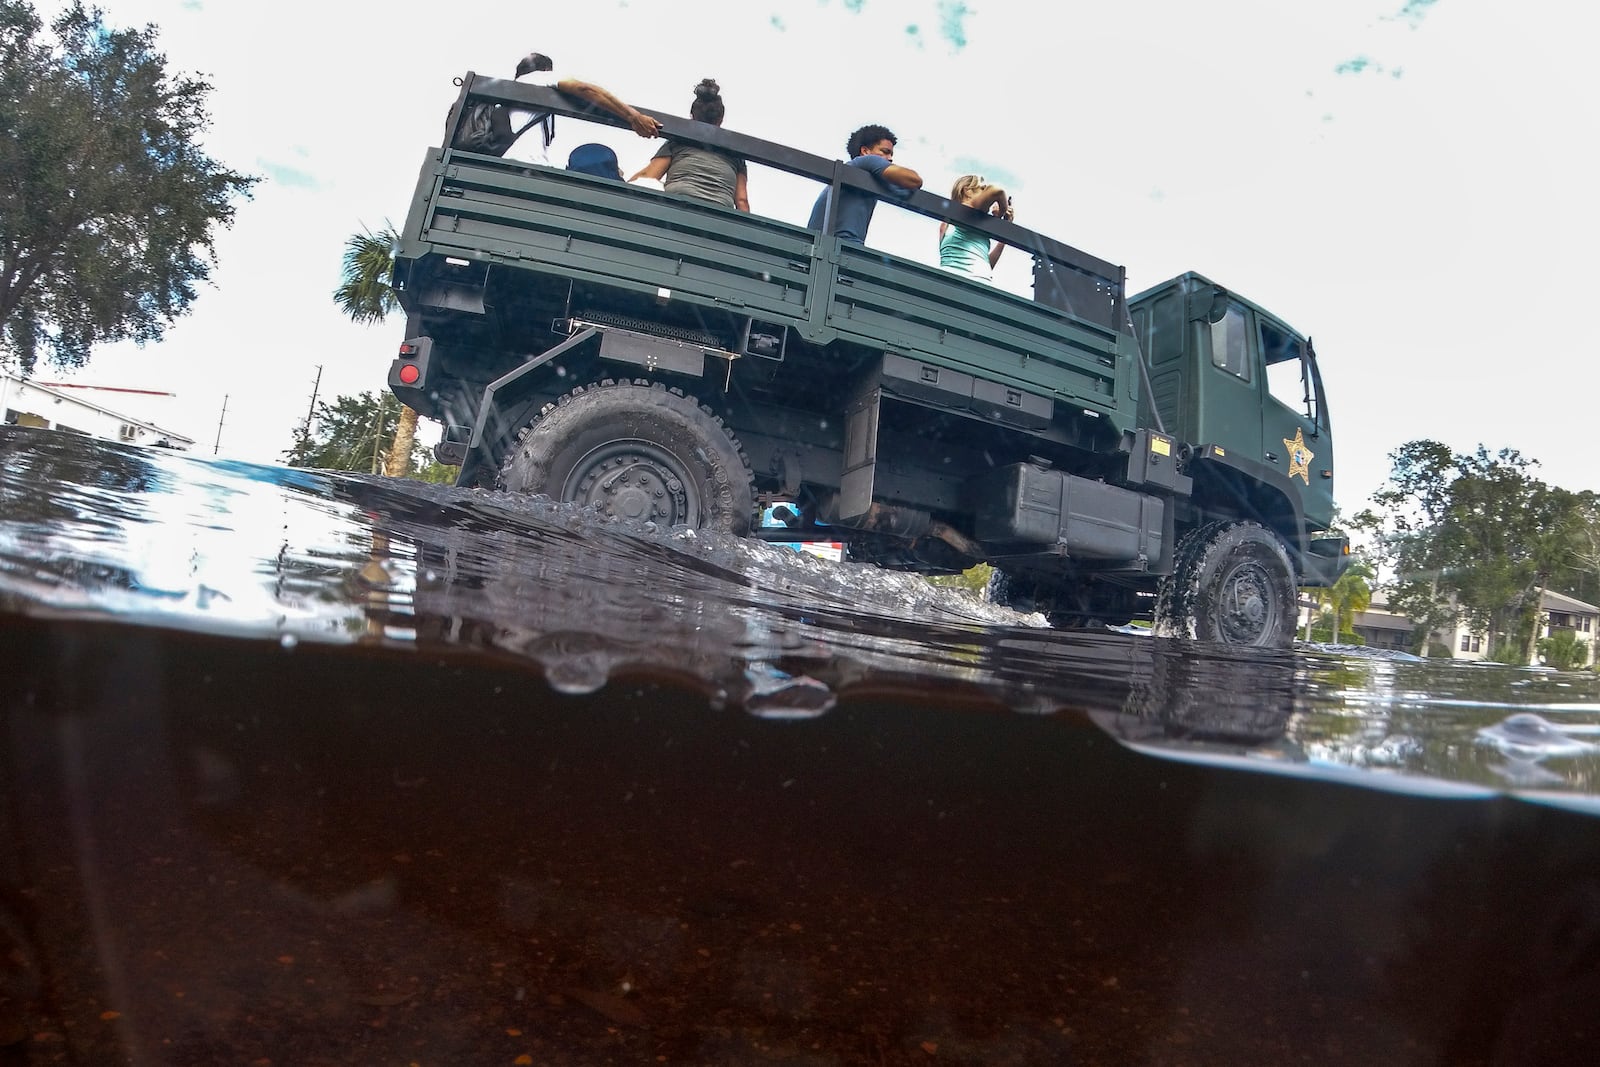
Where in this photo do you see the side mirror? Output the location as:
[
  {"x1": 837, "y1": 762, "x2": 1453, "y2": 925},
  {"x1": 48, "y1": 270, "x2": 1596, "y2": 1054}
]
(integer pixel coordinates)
[{"x1": 1186, "y1": 286, "x2": 1228, "y2": 325}]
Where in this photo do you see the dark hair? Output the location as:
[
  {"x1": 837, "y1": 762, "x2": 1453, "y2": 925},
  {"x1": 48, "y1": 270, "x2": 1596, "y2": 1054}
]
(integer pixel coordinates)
[
  {"x1": 690, "y1": 78, "x2": 725, "y2": 126},
  {"x1": 846, "y1": 124, "x2": 897, "y2": 158},
  {"x1": 515, "y1": 52, "x2": 553, "y2": 78}
]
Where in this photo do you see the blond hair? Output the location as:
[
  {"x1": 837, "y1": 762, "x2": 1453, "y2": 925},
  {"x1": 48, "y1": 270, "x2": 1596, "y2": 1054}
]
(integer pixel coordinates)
[{"x1": 950, "y1": 174, "x2": 987, "y2": 203}]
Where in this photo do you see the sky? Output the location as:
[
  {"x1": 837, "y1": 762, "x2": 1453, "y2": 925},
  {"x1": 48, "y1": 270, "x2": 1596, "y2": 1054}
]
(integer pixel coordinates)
[{"x1": 29, "y1": 0, "x2": 1600, "y2": 510}]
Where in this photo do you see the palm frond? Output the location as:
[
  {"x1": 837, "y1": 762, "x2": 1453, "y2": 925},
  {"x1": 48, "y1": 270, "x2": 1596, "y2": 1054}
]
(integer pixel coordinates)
[{"x1": 333, "y1": 223, "x2": 400, "y2": 325}]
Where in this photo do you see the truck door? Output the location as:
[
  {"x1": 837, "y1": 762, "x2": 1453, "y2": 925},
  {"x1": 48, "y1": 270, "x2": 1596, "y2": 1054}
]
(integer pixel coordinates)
[
  {"x1": 1259, "y1": 317, "x2": 1333, "y2": 527},
  {"x1": 1192, "y1": 301, "x2": 1263, "y2": 466},
  {"x1": 1134, "y1": 284, "x2": 1188, "y2": 438}
]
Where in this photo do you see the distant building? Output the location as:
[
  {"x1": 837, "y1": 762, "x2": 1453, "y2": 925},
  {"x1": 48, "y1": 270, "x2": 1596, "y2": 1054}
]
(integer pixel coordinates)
[
  {"x1": 1, "y1": 368, "x2": 195, "y2": 451},
  {"x1": 1315, "y1": 589, "x2": 1599, "y2": 666},
  {"x1": 1346, "y1": 595, "x2": 1416, "y2": 652}
]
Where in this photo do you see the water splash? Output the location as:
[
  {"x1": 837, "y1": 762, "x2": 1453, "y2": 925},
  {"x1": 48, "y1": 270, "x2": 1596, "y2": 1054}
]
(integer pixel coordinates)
[{"x1": 1476, "y1": 713, "x2": 1597, "y2": 760}]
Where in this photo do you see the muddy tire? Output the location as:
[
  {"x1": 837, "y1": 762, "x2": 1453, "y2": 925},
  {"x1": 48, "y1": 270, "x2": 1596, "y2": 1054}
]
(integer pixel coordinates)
[
  {"x1": 985, "y1": 568, "x2": 1037, "y2": 612},
  {"x1": 1154, "y1": 520, "x2": 1297, "y2": 647},
  {"x1": 498, "y1": 379, "x2": 754, "y2": 535}
]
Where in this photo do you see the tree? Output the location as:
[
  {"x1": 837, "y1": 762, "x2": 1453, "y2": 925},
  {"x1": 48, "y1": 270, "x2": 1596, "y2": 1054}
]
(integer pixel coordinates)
[
  {"x1": 284, "y1": 390, "x2": 428, "y2": 474},
  {"x1": 334, "y1": 224, "x2": 400, "y2": 325},
  {"x1": 1351, "y1": 441, "x2": 1460, "y2": 653},
  {"x1": 1359, "y1": 440, "x2": 1586, "y2": 662},
  {"x1": 1562, "y1": 490, "x2": 1600, "y2": 607},
  {"x1": 0, "y1": 0, "x2": 256, "y2": 373},
  {"x1": 1303, "y1": 555, "x2": 1373, "y2": 643},
  {"x1": 332, "y1": 223, "x2": 419, "y2": 478}
]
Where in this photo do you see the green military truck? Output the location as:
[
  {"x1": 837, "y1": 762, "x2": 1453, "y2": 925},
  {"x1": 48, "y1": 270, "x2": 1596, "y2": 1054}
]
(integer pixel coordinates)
[{"x1": 387, "y1": 74, "x2": 1349, "y2": 647}]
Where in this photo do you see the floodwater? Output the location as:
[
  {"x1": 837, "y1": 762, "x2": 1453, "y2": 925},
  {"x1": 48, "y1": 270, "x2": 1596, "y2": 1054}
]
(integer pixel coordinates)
[{"x1": 2, "y1": 425, "x2": 1598, "y2": 1067}]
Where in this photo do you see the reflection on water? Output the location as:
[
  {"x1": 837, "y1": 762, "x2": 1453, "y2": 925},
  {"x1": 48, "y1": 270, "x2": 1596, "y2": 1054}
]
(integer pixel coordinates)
[
  {"x1": 3, "y1": 426, "x2": 1600, "y2": 1064},
  {"x1": 5, "y1": 426, "x2": 1596, "y2": 797}
]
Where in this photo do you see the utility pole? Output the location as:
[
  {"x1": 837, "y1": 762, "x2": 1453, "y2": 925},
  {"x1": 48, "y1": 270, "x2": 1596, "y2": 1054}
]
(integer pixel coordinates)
[
  {"x1": 301, "y1": 365, "x2": 323, "y2": 441},
  {"x1": 213, "y1": 394, "x2": 228, "y2": 455},
  {"x1": 370, "y1": 396, "x2": 389, "y2": 474}
]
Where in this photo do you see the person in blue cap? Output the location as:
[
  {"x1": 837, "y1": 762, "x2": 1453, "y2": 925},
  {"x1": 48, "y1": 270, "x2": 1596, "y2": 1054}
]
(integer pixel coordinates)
[{"x1": 566, "y1": 143, "x2": 623, "y2": 180}]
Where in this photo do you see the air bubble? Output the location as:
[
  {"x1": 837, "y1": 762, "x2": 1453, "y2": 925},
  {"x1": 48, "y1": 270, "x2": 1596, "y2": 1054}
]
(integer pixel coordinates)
[
  {"x1": 544, "y1": 655, "x2": 612, "y2": 695},
  {"x1": 744, "y1": 665, "x2": 836, "y2": 720},
  {"x1": 531, "y1": 632, "x2": 618, "y2": 695}
]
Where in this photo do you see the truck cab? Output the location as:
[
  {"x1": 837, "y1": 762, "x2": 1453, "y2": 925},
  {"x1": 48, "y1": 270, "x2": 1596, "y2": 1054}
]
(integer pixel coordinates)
[{"x1": 1131, "y1": 273, "x2": 1337, "y2": 549}]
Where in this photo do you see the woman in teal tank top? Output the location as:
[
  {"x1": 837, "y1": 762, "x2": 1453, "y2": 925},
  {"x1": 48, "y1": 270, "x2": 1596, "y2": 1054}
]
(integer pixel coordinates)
[{"x1": 938, "y1": 174, "x2": 1012, "y2": 282}]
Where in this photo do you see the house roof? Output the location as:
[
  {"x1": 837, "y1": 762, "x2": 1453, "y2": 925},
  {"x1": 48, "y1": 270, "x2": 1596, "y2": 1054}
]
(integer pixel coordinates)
[
  {"x1": 1, "y1": 367, "x2": 196, "y2": 446},
  {"x1": 1542, "y1": 588, "x2": 1599, "y2": 614},
  {"x1": 1352, "y1": 610, "x2": 1414, "y2": 632},
  {"x1": 1363, "y1": 586, "x2": 1598, "y2": 627}
]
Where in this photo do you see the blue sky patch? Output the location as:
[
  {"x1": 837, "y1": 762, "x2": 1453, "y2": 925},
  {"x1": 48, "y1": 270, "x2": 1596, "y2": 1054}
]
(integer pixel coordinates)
[
  {"x1": 258, "y1": 160, "x2": 320, "y2": 191},
  {"x1": 938, "y1": 1, "x2": 970, "y2": 49}
]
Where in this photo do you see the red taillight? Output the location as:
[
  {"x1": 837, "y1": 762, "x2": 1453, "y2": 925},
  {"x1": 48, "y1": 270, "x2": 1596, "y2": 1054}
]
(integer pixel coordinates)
[
  {"x1": 399, "y1": 342, "x2": 419, "y2": 356},
  {"x1": 398, "y1": 363, "x2": 420, "y2": 385}
]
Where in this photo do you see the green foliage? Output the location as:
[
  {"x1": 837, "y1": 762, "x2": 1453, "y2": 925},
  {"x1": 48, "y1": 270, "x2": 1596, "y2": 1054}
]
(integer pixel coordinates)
[
  {"x1": 0, "y1": 0, "x2": 256, "y2": 372},
  {"x1": 330, "y1": 222, "x2": 419, "y2": 477},
  {"x1": 1307, "y1": 610, "x2": 1364, "y2": 646},
  {"x1": 1358, "y1": 441, "x2": 1588, "y2": 660},
  {"x1": 926, "y1": 562, "x2": 993, "y2": 595},
  {"x1": 1424, "y1": 640, "x2": 1454, "y2": 659},
  {"x1": 1566, "y1": 491, "x2": 1600, "y2": 607},
  {"x1": 333, "y1": 224, "x2": 399, "y2": 325},
  {"x1": 1487, "y1": 641, "x2": 1527, "y2": 666},
  {"x1": 1538, "y1": 630, "x2": 1589, "y2": 671},
  {"x1": 1301, "y1": 551, "x2": 1372, "y2": 639},
  {"x1": 285, "y1": 391, "x2": 427, "y2": 475},
  {"x1": 413, "y1": 459, "x2": 458, "y2": 485}
]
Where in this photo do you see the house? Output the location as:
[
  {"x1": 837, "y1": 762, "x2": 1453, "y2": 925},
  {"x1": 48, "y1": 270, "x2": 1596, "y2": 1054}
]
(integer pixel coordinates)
[
  {"x1": 1539, "y1": 588, "x2": 1599, "y2": 663},
  {"x1": 1346, "y1": 595, "x2": 1416, "y2": 652},
  {"x1": 1, "y1": 368, "x2": 195, "y2": 451},
  {"x1": 1324, "y1": 588, "x2": 1599, "y2": 666}
]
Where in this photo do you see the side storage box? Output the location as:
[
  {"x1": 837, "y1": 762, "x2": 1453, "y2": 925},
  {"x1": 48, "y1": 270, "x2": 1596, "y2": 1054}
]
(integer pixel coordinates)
[{"x1": 975, "y1": 464, "x2": 1164, "y2": 563}]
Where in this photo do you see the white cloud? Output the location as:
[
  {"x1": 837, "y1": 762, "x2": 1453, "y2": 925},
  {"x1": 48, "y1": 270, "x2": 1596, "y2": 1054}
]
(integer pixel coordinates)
[{"x1": 33, "y1": 0, "x2": 1600, "y2": 507}]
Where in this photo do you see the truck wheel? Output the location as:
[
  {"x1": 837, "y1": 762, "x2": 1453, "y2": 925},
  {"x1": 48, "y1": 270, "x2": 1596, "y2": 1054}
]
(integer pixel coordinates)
[
  {"x1": 985, "y1": 568, "x2": 1038, "y2": 612},
  {"x1": 499, "y1": 379, "x2": 754, "y2": 535},
  {"x1": 1154, "y1": 521, "x2": 1297, "y2": 647}
]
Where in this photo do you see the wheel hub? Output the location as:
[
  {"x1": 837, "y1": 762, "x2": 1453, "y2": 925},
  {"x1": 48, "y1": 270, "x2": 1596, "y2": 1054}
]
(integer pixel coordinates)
[
  {"x1": 1220, "y1": 563, "x2": 1275, "y2": 643},
  {"x1": 567, "y1": 445, "x2": 696, "y2": 526}
]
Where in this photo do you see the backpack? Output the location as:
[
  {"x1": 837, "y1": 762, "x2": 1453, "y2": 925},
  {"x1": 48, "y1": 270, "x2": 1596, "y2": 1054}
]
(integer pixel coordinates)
[{"x1": 450, "y1": 101, "x2": 555, "y2": 157}]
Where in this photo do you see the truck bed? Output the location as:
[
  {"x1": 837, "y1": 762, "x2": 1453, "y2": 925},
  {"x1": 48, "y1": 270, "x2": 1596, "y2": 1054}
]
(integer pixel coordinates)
[{"x1": 394, "y1": 77, "x2": 1141, "y2": 445}]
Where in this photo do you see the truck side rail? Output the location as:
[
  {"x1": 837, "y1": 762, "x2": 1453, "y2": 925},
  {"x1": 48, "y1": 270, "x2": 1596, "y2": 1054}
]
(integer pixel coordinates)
[
  {"x1": 404, "y1": 74, "x2": 1136, "y2": 417},
  {"x1": 442, "y1": 74, "x2": 1126, "y2": 326}
]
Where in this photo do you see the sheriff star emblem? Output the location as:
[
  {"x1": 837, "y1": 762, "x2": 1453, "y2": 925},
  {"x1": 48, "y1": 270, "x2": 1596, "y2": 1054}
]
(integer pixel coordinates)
[{"x1": 1284, "y1": 428, "x2": 1313, "y2": 484}]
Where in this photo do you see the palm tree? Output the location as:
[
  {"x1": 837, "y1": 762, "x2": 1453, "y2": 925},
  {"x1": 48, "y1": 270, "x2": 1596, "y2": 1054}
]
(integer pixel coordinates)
[
  {"x1": 333, "y1": 224, "x2": 417, "y2": 477},
  {"x1": 1304, "y1": 557, "x2": 1374, "y2": 641}
]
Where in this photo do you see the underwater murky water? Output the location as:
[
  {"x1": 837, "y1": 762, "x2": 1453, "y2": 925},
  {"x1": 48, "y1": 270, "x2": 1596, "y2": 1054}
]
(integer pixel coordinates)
[{"x1": 3, "y1": 425, "x2": 1599, "y2": 1065}]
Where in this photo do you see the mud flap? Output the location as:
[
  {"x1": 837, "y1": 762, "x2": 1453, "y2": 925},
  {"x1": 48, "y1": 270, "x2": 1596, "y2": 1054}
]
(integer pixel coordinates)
[{"x1": 837, "y1": 372, "x2": 881, "y2": 523}]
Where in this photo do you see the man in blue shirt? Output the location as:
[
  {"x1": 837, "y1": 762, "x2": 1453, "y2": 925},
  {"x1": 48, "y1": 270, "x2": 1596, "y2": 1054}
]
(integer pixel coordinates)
[{"x1": 807, "y1": 124, "x2": 924, "y2": 243}]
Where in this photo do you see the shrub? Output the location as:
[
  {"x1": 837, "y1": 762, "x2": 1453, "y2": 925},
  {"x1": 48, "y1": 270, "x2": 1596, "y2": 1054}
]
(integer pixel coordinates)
[{"x1": 1539, "y1": 631, "x2": 1590, "y2": 671}]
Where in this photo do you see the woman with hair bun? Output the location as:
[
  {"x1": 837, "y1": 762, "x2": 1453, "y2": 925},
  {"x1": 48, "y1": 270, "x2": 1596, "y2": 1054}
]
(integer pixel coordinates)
[{"x1": 629, "y1": 79, "x2": 750, "y2": 211}]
